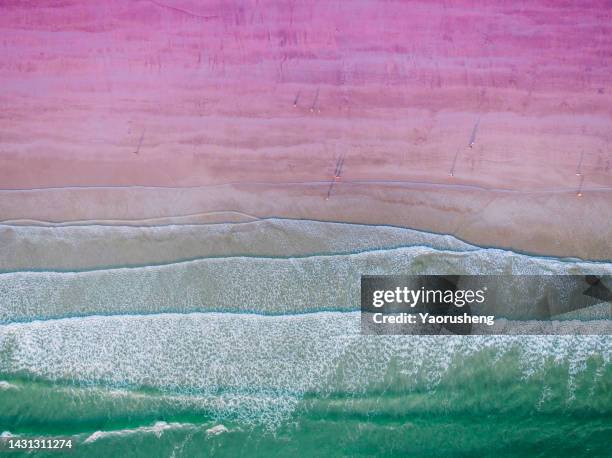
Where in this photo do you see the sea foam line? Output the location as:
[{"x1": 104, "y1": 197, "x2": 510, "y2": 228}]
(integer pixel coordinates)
[{"x1": 82, "y1": 421, "x2": 204, "y2": 444}]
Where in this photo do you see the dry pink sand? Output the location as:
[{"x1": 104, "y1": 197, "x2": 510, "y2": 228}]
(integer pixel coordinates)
[{"x1": 0, "y1": 0, "x2": 611, "y2": 258}]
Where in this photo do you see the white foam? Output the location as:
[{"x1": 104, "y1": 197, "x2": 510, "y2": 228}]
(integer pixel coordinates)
[
  {"x1": 205, "y1": 424, "x2": 228, "y2": 436},
  {"x1": 83, "y1": 421, "x2": 195, "y2": 444},
  {"x1": 0, "y1": 381, "x2": 18, "y2": 390}
]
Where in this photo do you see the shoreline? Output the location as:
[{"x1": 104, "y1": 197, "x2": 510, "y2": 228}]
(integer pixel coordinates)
[{"x1": 1, "y1": 184, "x2": 610, "y2": 260}]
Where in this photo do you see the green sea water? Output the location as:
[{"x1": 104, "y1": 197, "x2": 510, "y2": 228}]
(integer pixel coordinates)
[{"x1": 1, "y1": 341, "x2": 610, "y2": 457}]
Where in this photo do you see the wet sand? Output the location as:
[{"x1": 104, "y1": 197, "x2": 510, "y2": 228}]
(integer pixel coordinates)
[{"x1": 1, "y1": 185, "x2": 610, "y2": 260}]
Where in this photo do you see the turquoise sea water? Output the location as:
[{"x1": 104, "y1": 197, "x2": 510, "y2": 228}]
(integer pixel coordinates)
[
  {"x1": 1, "y1": 330, "x2": 610, "y2": 457},
  {"x1": 1, "y1": 220, "x2": 611, "y2": 457}
]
